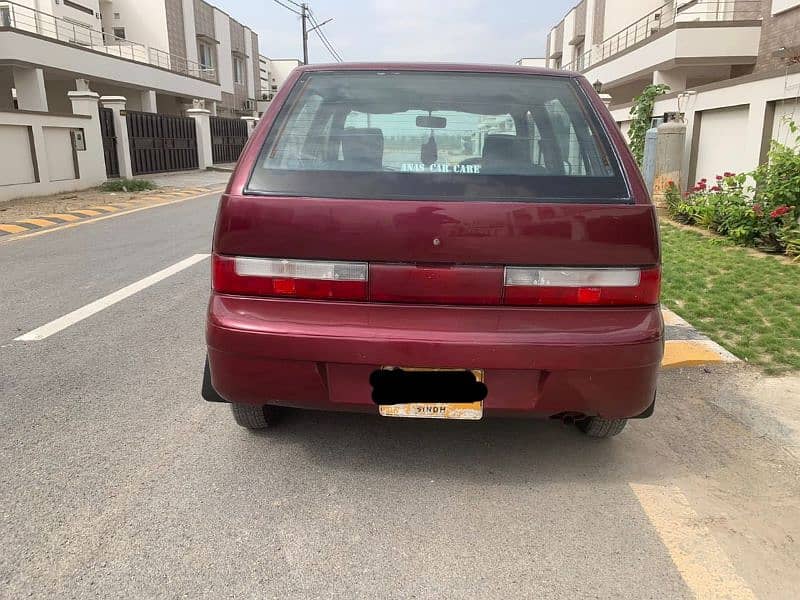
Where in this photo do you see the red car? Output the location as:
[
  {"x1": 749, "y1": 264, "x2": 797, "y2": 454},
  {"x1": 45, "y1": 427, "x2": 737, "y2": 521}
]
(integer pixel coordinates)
[{"x1": 203, "y1": 63, "x2": 663, "y2": 438}]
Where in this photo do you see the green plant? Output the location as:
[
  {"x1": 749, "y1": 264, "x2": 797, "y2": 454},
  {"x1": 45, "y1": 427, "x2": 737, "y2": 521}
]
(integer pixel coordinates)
[
  {"x1": 663, "y1": 180, "x2": 681, "y2": 215},
  {"x1": 100, "y1": 179, "x2": 156, "y2": 192},
  {"x1": 628, "y1": 83, "x2": 670, "y2": 165}
]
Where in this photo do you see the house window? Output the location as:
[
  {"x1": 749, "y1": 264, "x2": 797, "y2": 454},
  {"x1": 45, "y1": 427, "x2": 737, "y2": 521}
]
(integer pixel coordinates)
[
  {"x1": 233, "y1": 57, "x2": 245, "y2": 84},
  {"x1": 63, "y1": 0, "x2": 95, "y2": 16},
  {"x1": 0, "y1": 6, "x2": 10, "y2": 27},
  {"x1": 114, "y1": 12, "x2": 121, "y2": 19},
  {"x1": 198, "y1": 42, "x2": 215, "y2": 70},
  {"x1": 113, "y1": 27, "x2": 126, "y2": 40}
]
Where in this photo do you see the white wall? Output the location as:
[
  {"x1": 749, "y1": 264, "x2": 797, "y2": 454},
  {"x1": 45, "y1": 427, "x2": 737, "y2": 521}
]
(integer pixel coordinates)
[
  {"x1": 0, "y1": 29, "x2": 221, "y2": 101},
  {"x1": 213, "y1": 9, "x2": 234, "y2": 95},
  {"x1": 0, "y1": 125, "x2": 37, "y2": 186},
  {"x1": 49, "y1": 0, "x2": 101, "y2": 30},
  {"x1": 563, "y1": 9, "x2": 576, "y2": 62},
  {"x1": 772, "y1": 0, "x2": 800, "y2": 15},
  {"x1": 181, "y1": 0, "x2": 198, "y2": 64},
  {"x1": 268, "y1": 59, "x2": 301, "y2": 88},
  {"x1": 107, "y1": 0, "x2": 169, "y2": 52},
  {"x1": 603, "y1": 0, "x2": 663, "y2": 39},
  {"x1": 583, "y1": 25, "x2": 761, "y2": 88},
  {"x1": 694, "y1": 105, "x2": 750, "y2": 183},
  {"x1": 244, "y1": 27, "x2": 255, "y2": 98},
  {"x1": 0, "y1": 107, "x2": 105, "y2": 203},
  {"x1": 42, "y1": 126, "x2": 77, "y2": 181}
]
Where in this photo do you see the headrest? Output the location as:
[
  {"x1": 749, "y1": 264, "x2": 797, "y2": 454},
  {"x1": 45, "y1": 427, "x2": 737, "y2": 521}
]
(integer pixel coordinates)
[
  {"x1": 482, "y1": 134, "x2": 531, "y2": 173},
  {"x1": 341, "y1": 127, "x2": 384, "y2": 170}
]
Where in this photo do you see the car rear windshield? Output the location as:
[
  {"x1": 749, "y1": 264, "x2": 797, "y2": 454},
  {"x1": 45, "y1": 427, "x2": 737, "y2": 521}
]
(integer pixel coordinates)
[{"x1": 247, "y1": 71, "x2": 629, "y2": 202}]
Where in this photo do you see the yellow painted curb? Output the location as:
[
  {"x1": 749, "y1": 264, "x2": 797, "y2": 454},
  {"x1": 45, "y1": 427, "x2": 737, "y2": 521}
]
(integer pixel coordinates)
[
  {"x1": 0, "y1": 224, "x2": 29, "y2": 234},
  {"x1": 17, "y1": 218, "x2": 57, "y2": 228},
  {"x1": 70, "y1": 209, "x2": 103, "y2": 217},
  {"x1": 43, "y1": 213, "x2": 81, "y2": 222},
  {"x1": 662, "y1": 340, "x2": 727, "y2": 369}
]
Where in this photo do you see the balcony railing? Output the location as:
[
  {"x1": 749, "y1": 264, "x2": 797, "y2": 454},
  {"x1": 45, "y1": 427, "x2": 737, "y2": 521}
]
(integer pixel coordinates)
[
  {"x1": 0, "y1": 0, "x2": 216, "y2": 82},
  {"x1": 560, "y1": 0, "x2": 762, "y2": 72}
]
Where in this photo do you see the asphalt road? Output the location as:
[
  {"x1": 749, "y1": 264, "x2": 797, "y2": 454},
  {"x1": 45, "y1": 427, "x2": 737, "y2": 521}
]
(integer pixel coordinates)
[{"x1": 1, "y1": 191, "x2": 799, "y2": 599}]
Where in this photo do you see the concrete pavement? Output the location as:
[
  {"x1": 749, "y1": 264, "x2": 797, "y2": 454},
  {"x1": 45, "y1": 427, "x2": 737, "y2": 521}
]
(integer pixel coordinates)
[{"x1": 1, "y1": 189, "x2": 798, "y2": 599}]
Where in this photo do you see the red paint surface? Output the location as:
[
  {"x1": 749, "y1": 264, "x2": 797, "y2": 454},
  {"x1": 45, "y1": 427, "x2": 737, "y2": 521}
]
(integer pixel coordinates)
[{"x1": 207, "y1": 63, "x2": 664, "y2": 419}]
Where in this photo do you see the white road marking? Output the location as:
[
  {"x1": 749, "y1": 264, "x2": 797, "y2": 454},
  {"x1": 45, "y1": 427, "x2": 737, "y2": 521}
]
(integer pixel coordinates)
[
  {"x1": 15, "y1": 254, "x2": 210, "y2": 342},
  {"x1": 630, "y1": 483, "x2": 757, "y2": 600}
]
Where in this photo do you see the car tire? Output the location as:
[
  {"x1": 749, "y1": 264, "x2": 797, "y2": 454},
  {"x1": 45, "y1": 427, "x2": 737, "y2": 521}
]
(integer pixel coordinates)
[
  {"x1": 230, "y1": 403, "x2": 281, "y2": 430},
  {"x1": 577, "y1": 417, "x2": 627, "y2": 438}
]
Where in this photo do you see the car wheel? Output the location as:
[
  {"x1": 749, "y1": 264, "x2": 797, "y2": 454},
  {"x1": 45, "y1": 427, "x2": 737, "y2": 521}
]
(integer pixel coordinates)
[
  {"x1": 230, "y1": 403, "x2": 281, "y2": 430},
  {"x1": 577, "y1": 417, "x2": 627, "y2": 438}
]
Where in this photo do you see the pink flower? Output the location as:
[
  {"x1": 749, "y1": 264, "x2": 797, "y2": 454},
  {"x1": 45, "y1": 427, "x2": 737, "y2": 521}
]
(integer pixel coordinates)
[
  {"x1": 700, "y1": 178, "x2": 708, "y2": 183},
  {"x1": 770, "y1": 205, "x2": 791, "y2": 218},
  {"x1": 710, "y1": 185, "x2": 722, "y2": 192},
  {"x1": 716, "y1": 175, "x2": 724, "y2": 181},
  {"x1": 667, "y1": 180, "x2": 675, "y2": 187},
  {"x1": 724, "y1": 172, "x2": 735, "y2": 177}
]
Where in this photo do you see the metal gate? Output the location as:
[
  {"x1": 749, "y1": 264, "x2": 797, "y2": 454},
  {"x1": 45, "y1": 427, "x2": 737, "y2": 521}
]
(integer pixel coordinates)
[
  {"x1": 210, "y1": 116, "x2": 249, "y2": 164},
  {"x1": 99, "y1": 107, "x2": 119, "y2": 178},
  {"x1": 126, "y1": 111, "x2": 198, "y2": 175}
]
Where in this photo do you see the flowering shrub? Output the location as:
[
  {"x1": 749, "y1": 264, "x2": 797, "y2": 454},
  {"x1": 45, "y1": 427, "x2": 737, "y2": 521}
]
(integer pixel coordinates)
[{"x1": 669, "y1": 120, "x2": 800, "y2": 256}]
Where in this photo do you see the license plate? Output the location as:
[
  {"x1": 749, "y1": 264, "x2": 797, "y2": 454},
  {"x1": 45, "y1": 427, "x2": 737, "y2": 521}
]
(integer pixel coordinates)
[{"x1": 377, "y1": 368, "x2": 484, "y2": 420}]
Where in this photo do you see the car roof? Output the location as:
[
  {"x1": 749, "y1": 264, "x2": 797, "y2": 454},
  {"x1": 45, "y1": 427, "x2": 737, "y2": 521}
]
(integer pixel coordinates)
[{"x1": 295, "y1": 62, "x2": 577, "y2": 78}]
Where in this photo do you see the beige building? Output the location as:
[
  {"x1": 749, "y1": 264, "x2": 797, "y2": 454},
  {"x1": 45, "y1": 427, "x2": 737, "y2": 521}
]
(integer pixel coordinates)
[
  {"x1": 0, "y1": 0, "x2": 260, "y2": 115},
  {"x1": 535, "y1": 0, "x2": 800, "y2": 188}
]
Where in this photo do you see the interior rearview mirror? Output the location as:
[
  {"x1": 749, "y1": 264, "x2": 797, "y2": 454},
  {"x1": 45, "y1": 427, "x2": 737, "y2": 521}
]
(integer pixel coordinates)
[{"x1": 416, "y1": 115, "x2": 447, "y2": 129}]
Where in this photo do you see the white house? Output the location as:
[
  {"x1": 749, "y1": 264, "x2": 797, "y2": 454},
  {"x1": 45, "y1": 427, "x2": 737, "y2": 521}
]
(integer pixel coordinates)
[
  {"x1": 0, "y1": 0, "x2": 260, "y2": 115},
  {"x1": 257, "y1": 56, "x2": 301, "y2": 114},
  {"x1": 533, "y1": 0, "x2": 800, "y2": 188}
]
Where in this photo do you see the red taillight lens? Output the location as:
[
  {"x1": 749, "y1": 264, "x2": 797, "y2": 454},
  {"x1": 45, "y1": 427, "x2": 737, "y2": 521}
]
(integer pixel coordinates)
[
  {"x1": 503, "y1": 266, "x2": 661, "y2": 306},
  {"x1": 212, "y1": 255, "x2": 368, "y2": 301}
]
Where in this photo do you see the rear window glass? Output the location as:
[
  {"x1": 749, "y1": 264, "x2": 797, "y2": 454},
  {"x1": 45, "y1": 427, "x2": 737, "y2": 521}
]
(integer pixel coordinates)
[{"x1": 247, "y1": 71, "x2": 629, "y2": 202}]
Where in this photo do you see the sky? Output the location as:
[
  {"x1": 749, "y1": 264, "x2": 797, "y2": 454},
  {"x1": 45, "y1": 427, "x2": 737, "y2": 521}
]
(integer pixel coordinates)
[{"x1": 214, "y1": 0, "x2": 573, "y2": 64}]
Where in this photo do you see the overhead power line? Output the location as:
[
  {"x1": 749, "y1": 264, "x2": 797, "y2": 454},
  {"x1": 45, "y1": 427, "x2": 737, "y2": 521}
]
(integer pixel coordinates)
[
  {"x1": 270, "y1": 0, "x2": 301, "y2": 17},
  {"x1": 270, "y1": 0, "x2": 342, "y2": 64},
  {"x1": 308, "y1": 11, "x2": 343, "y2": 62}
]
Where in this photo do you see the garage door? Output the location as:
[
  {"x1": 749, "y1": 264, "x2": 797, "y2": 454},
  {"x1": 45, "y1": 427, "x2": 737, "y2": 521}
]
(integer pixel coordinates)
[{"x1": 693, "y1": 105, "x2": 750, "y2": 184}]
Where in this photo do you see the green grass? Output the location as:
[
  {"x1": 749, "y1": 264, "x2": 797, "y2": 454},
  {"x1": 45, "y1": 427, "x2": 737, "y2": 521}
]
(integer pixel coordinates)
[
  {"x1": 660, "y1": 222, "x2": 800, "y2": 374},
  {"x1": 100, "y1": 179, "x2": 156, "y2": 192}
]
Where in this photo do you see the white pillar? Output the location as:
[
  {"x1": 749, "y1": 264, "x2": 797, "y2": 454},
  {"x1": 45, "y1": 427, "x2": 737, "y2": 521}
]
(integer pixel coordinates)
[
  {"x1": 241, "y1": 116, "x2": 258, "y2": 136},
  {"x1": 13, "y1": 67, "x2": 48, "y2": 111},
  {"x1": 100, "y1": 96, "x2": 133, "y2": 179},
  {"x1": 69, "y1": 90, "x2": 106, "y2": 183},
  {"x1": 187, "y1": 108, "x2": 213, "y2": 169},
  {"x1": 653, "y1": 69, "x2": 687, "y2": 92},
  {"x1": 141, "y1": 90, "x2": 158, "y2": 113},
  {"x1": 209, "y1": 101, "x2": 218, "y2": 116},
  {"x1": 744, "y1": 100, "x2": 768, "y2": 170}
]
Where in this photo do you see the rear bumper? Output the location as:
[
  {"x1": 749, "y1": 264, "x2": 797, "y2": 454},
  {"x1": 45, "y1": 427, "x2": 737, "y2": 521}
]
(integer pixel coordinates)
[{"x1": 206, "y1": 295, "x2": 664, "y2": 419}]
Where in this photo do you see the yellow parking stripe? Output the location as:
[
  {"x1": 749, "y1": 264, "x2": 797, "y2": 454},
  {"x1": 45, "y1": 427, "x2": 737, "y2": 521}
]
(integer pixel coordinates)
[
  {"x1": 0, "y1": 224, "x2": 29, "y2": 234},
  {"x1": 69, "y1": 209, "x2": 103, "y2": 217},
  {"x1": 662, "y1": 340, "x2": 727, "y2": 369},
  {"x1": 17, "y1": 218, "x2": 57, "y2": 228},
  {"x1": 630, "y1": 484, "x2": 756, "y2": 599},
  {"x1": 89, "y1": 205, "x2": 120, "y2": 212},
  {"x1": 43, "y1": 213, "x2": 81, "y2": 222}
]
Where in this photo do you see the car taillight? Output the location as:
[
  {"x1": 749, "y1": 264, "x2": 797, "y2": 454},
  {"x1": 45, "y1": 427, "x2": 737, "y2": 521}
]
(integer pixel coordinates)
[
  {"x1": 503, "y1": 266, "x2": 660, "y2": 306},
  {"x1": 212, "y1": 255, "x2": 368, "y2": 300}
]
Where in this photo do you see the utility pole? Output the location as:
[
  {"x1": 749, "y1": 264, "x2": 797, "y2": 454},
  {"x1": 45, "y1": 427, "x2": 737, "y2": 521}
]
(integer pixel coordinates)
[{"x1": 301, "y1": 3, "x2": 309, "y2": 65}]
